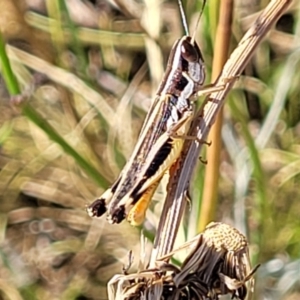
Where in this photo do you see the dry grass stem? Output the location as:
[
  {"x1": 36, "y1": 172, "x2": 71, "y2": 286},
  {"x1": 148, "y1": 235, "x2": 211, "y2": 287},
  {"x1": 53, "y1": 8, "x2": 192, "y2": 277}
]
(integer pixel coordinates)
[
  {"x1": 200, "y1": 0, "x2": 234, "y2": 232},
  {"x1": 151, "y1": 0, "x2": 292, "y2": 264}
]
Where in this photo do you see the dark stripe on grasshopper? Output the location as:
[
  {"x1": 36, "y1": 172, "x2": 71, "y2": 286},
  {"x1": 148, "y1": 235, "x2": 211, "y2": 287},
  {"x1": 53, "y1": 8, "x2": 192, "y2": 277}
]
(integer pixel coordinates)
[{"x1": 132, "y1": 138, "x2": 173, "y2": 204}]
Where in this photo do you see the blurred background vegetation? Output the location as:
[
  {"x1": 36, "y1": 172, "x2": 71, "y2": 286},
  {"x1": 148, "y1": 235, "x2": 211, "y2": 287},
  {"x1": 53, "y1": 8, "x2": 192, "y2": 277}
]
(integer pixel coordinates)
[{"x1": 0, "y1": 0, "x2": 299, "y2": 299}]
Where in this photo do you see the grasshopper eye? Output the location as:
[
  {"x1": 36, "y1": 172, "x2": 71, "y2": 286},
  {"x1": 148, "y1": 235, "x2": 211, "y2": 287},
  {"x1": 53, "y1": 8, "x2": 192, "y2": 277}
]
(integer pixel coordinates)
[{"x1": 181, "y1": 40, "x2": 199, "y2": 62}]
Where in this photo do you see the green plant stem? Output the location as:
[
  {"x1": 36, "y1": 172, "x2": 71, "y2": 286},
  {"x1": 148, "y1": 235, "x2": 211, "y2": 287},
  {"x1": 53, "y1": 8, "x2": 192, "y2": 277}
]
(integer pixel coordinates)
[
  {"x1": 0, "y1": 32, "x2": 108, "y2": 188},
  {"x1": 0, "y1": 34, "x2": 20, "y2": 95},
  {"x1": 22, "y1": 105, "x2": 108, "y2": 187}
]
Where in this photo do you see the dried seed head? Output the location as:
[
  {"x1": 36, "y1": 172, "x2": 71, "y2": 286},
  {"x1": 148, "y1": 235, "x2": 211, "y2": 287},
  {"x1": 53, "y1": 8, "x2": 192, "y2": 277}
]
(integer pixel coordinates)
[
  {"x1": 174, "y1": 222, "x2": 258, "y2": 300},
  {"x1": 202, "y1": 222, "x2": 248, "y2": 252}
]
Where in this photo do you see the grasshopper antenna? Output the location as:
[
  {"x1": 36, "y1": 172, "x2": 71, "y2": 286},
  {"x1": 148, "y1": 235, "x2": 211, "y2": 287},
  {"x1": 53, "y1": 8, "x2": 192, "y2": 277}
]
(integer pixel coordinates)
[
  {"x1": 191, "y1": 0, "x2": 206, "y2": 45},
  {"x1": 178, "y1": 0, "x2": 189, "y2": 36}
]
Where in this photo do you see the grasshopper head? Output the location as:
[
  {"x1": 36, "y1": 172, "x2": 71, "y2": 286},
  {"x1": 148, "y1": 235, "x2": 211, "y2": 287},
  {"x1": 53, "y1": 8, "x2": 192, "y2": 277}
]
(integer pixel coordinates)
[{"x1": 157, "y1": 36, "x2": 205, "y2": 98}]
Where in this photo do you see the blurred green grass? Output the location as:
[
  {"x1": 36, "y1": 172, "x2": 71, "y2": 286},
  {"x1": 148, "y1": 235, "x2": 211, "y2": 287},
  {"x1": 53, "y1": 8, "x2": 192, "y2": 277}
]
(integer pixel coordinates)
[{"x1": 0, "y1": 0, "x2": 300, "y2": 299}]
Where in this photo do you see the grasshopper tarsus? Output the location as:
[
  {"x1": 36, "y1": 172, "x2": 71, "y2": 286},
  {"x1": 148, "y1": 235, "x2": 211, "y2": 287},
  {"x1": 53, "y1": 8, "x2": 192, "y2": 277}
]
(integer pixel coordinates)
[
  {"x1": 170, "y1": 133, "x2": 211, "y2": 147},
  {"x1": 184, "y1": 190, "x2": 192, "y2": 209},
  {"x1": 199, "y1": 156, "x2": 208, "y2": 165},
  {"x1": 203, "y1": 140, "x2": 212, "y2": 146},
  {"x1": 195, "y1": 138, "x2": 212, "y2": 146}
]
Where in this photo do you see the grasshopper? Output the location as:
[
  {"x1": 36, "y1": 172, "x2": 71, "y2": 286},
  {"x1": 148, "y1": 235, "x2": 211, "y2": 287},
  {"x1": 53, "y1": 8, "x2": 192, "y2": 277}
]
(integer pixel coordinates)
[{"x1": 87, "y1": 0, "x2": 210, "y2": 225}]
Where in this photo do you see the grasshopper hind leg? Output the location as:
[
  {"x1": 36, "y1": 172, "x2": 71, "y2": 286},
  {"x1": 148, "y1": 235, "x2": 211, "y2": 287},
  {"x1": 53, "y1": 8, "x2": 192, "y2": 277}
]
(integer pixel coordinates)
[
  {"x1": 127, "y1": 181, "x2": 160, "y2": 226},
  {"x1": 87, "y1": 187, "x2": 115, "y2": 218},
  {"x1": 108, "y1": 181, "x2": 160, "y2": 225}
]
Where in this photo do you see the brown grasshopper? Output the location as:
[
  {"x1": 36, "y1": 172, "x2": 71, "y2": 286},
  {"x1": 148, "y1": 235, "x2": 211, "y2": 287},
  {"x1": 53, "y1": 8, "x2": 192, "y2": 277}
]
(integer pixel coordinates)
[{"x1": 87, "y1": 0, "x2": 214, "y2": 225}]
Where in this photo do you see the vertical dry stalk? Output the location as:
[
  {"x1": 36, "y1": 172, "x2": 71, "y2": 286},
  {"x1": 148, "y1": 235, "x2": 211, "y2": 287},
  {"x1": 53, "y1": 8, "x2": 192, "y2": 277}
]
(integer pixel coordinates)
[
  {"x1": 199, "y1": 0, "x2": 234, "y2": 232},
  {"x1": 152, "y1": 0, "x2": 292, "y2": 263}
]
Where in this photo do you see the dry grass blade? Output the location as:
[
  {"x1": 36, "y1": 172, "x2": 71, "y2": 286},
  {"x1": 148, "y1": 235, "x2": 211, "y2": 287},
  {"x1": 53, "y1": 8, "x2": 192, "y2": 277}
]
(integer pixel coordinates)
[
  {"x1": 108, "y1": 222, "x2": 258, "y2": 300},
  {"x1": 6, "y1": 45, "x2": 115, "y2": 127},
  {"x1": 151, "y1": 0, "x2": 292, "y2": 262}
]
